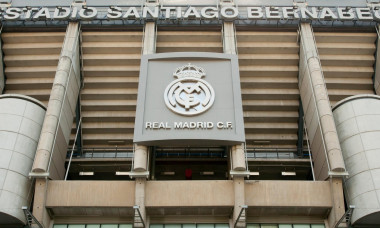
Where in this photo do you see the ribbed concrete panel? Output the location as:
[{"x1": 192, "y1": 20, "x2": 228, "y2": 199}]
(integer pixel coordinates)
[
  {"x1": 315, "y1": 32, "x2": 376, "y2": 106},
  {"x1": 32, "y1": 23, "x2": 81, "y2": 180},
  {"x1": 156, "y1": 31, "x2": 223, "y2": 53},
  {"x1": 2, "y1": 32, "x2": 65, "y2": 106},
  {"x1": 299, "y1": 24, "x2": 346, "y2": 180},
  {"x1": 0, "y1": 94, "x2": 46, "y2": 226},
  {"x1": 236, "y1": 31, "x2": 299, "y2": 147},
  {"x1": 81, "y1": 31, "x2": 143, "y2": 147},
  {"x1": 333, "y1": 95, "x2": 380, "y2": 226}
]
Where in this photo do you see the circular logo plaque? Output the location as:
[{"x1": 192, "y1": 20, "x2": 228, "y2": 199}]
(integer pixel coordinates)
[{"x1": 164, "y1": 63, "x2": 215, "y2": 116}]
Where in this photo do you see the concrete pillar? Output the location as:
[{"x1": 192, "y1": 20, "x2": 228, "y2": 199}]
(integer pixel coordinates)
[
  {"x1": 133, "y1": 145, "x2": 148, "y2": 172},
  {"x1": 33, "y1": 179, "x2": 51, "y2": 228},
  {"x1": 232, "y1": 176, "x2": 245, "y2": 228},
  {"x1": 299, "y1": 23, "x2": 346, "y2": 178},
  {"x1": 223, "y1": 22, "x2": 236, "y2": 55},
  {"x1": 327, "y1": 177, "x2": 345, "y2": 228},
  {"x1": 134, "y1": 177, "x2": 147, "y2": 228},
  {"x1": 223, "y1": 21, "x2": 247, "y2": 227},
  {"x1": 31, "y1": 22, "x2": 81, "y2": 179},
  {"x1": 231, "y1": 144, "x2": 246, "y2": 171},
  {"x1": 374, "y1": 25, "x2": 380, "y2": 95},
  {"x1": 132, "y1": 21, "x2": 156, "y2": 228},
  {"x1": 0, "y1": 35, "x2": 4, "y2": 94},
  {"x1": 142, "y1": 22, "x2": 156, "y2": 55}
]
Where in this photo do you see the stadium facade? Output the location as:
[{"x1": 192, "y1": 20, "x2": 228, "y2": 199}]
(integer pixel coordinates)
[{"x1": 1, "y1": 0, "x2": 380, "y2": 228}]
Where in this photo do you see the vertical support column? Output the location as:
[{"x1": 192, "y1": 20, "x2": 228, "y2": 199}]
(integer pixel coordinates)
[
  {"x1": 133, "y1": 21, "x2": 156, "y2": 228},
  {"x1": 223, "y1": 22, "x2": 237, "y2": 55},
  {"x1": 299, "y1": 23, "x2": 345, "y2": 228},
  {"x1": 33, "y1": 179, "x2": 51, "y2": 228},
  {"x1": 327, "y1": 177, "x2": 345, "y2": 228},
  {"x1": 299, "y1": 23, "x2": 346, "y2": 177},
  {"x1": 31, "y1": 22, "x2": 81, "y2": 179},
  {"x1": 143, "y1": 22, "x2": 156, "y2": 55},
  {"x1": 0, "y1": 31, "x2": 4, "y2": 94},
  {"x1": 224, "y1": 21, "x2": 247, "y2": 228},
  {"x1": 374, "y1": 25, "x2": 380, "y2": 95}
]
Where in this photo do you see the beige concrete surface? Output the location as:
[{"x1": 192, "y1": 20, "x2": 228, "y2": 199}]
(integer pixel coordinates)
[
  {"x1": 333, "y1": 95, "x2": 380, "y2": 226},
  {"x1": 32, "y1": 23, "x2": 81, "y2": 179},
  {"x1": 146, "y1": 181, "x2": 234, "y2": 207},
  {"x1": 236, "y1": 30, "x2": 299, "y2": 148},
  {"x1": 245, "y1": 180, "x2": 332, "y2": 207},
  {"x1": 80, "y1": 31, "x2": 142, "y2": 147},
  {"x1": 299, "y1": 23, "x2": 346, "y2": 179},
  {"x1": 0, "y1": 95, "x2": 46, "y2": 226},
  {"x1": 46, "y1": 181, "x2": 136, "y2": 207}
]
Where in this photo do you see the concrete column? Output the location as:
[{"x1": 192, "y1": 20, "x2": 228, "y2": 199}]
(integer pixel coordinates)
[
  {"x1": 231, "y1": 144, "x2": 246, "y2": 171},
  {"x1": 32, "y1": 22, "x2": 81, "y2": 179},
  {"x1": 327, "y1": 177, "x2": 345, "y2": 228},
  {"x1": 223, "y1": 22, "x2": 236, "y2": 55},
  {"x1": 132, "y1": 21, "x2": 156, "y2": 228},
  {"x1": 33, "y1": 179, "x2": 51, "y2": 228},
  {"x1": 223, "y1": 21, "x2": 246, "y2": 227},
  {"x1": 134, "y1": 177, "x2": 147, "y2": 228},
  {"x1": 0, "y1": 35, "x2": 4, "y2": 94},
  {"x1": 133, "y1": 145, "x2": 148, "y2": 172},
  {"x1": 375, "y1": 25, "x2": 380, "y2": 95},
  {"x1": 299, "y1": 23, "x2": 346, "y2": 178},
  {"x1": 142, "y1": 22, "x2": 156, "y2": 55},
  {"x1": 232, "y1": 176, "x2": 245, "y2": 228}
]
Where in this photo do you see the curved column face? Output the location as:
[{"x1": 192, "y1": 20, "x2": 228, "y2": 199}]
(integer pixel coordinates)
[
  {"x1": 333, "y1": 95, "x2": 380, "y2": 226},
  {"x1": 0, "y1": 94, "x2": 46, "y2": 226}
]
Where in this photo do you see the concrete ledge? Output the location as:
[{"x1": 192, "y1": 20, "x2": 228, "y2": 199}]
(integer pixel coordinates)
[
  {"x1": 245, "y1": 180, "x2": 332, "y2": 208},
  {"x1": 46, "y1": 181, "x2": 135, "y2": 207},
  {"x1": 146, "y1": 180, "x2": 234, "y2": 207},
  {"x1": 45, "y1": 180, "x2": 332, "y2": 212}
]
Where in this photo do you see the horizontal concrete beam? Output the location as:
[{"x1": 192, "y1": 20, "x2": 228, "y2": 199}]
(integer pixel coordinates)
[
  {"x1": 245, "y1": 180, "x2": 332, "y2": 208},
  {"x1": 46, "y1": 181, "x2": 135, "y2": 207},
  {"x1": 46, "y1": 180, "x2": 332, "y2": 209}
]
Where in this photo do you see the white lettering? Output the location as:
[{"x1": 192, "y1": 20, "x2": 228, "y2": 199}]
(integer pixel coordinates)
[
  {"x1": 300, "y1": 7, "x2": 318, "y2": 20},
  {"x1": 337, "y1": 8, "x2": 354, "y2": 20},
  {"x1": 161, "y1": 7, "x2": 176, "y2": 19},
  {"x1": 4, "y1": 8, "x2": 21, "y2": 20},
  {"x1": 201, "y1": 7, "x2": 218, "y2": 19},
  {"x1": 107, "y1": 6, "x2": 123, "y2": 19},
  {"x1": 320, "y1": 7, "x2": 338, "y2": 20},
  {"x1": 356, "y1": 8, "x2": 373, "y2": 21},
  {"x1": 221, "y1": 7, "x2": 238, "y2": 19},
  {"x1": 265, "y1": 7, "x2": 281, "y2": 19},
  {"x1": 282, "y1": 7, "x2": 299, "y2": 19},
  {"x1": 123, "y1": 7, "x2": 141, "y2": 19},
  {"x1": 33, "y1": 7, "x2": 51, "y2": 20},
  {"x1": 53, "y1": 7, "x2": 71, "y2": 20},
  {"x1": 247, "y1": 7, "x2": 263, "y2": 19},
  {"x1": 79, "y1": 7, "x2": 97, "y2": 20},
  {"x1": 143, "y1": 6, "x2": 159, "y2": 19},
  {"x1": 184, "y1": 7, "x2": 200, "y2": 19}
]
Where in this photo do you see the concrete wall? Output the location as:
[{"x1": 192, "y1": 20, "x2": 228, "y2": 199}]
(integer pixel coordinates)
[
  {"x1": 245, "y1": 180, "x2": 332, "y2": 207},
  {"x1": 44, "y1": 180, "x2": 332, "y2": 213},
  {"x1": 0, "y1": 94, "x2": 46, "y2": 226},
  {"x1": 46, "y1": 181, "x2": 135, "y2": 207},
  {"x1": 146, "y1": 181, "x2": 234, "y2": 207},
  {"x1": 333, "y1": 95, "x2": 380, "y2": 226}
]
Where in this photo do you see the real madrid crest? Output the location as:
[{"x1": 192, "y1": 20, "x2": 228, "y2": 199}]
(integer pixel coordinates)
[{"x1": 164, "y1": 63, "x2": 215, "y2": 116}]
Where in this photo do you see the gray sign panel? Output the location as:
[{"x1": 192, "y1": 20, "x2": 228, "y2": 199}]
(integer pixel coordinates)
[{"x1": 134, "y1": 52, "x2": 245, "y2": 146}]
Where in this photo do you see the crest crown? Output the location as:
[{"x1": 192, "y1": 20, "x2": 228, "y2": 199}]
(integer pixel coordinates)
[{"x1": 173, "y1": 63, "x2": 206, "y2": 79}]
